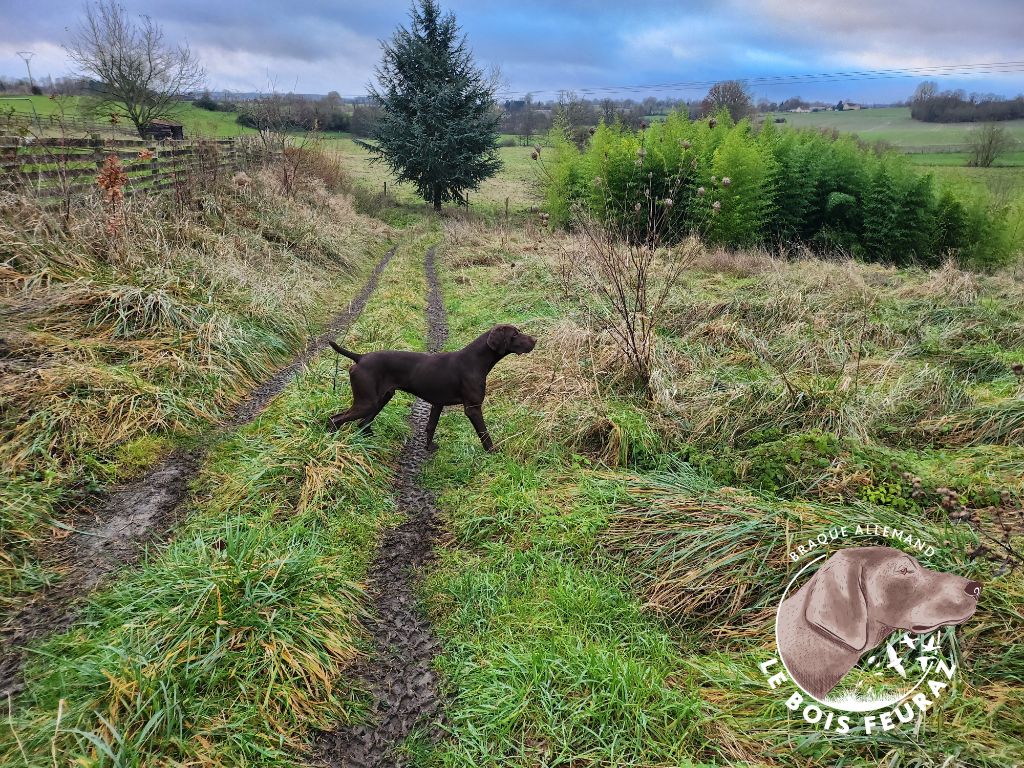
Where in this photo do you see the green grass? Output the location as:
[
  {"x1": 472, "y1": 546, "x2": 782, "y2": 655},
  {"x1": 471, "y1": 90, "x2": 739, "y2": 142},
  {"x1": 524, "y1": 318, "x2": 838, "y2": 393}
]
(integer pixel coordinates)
[
  {"x1": 0, "y1": 167, "x2": 393, "y2": 620},
  {"x1": 410, "y1": 215, "x2": 1024, "y2": 766},
  {"x1": 415, "y1": 254, "x2": 710, "y2": 767},
  {"x1": 1, "y1": 95, "x2": 256, "y2": 138},
  {"x1": 0, "y1": 238, "x2": 438, "y2": 766},
  {"x1": 323, "y1": 132, "x2": 543, "y2": 213},
  {"x1": 4, "y1": 124, "x2": 1023, "y2": 767},
  {"x1": 769, "y1": 106, "x2": 1024, "y2": 150}
]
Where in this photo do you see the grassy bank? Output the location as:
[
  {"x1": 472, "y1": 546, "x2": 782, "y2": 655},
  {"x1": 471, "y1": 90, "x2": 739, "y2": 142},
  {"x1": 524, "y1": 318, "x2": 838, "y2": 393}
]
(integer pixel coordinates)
[
  {"x1": 1, "y1": 234, "x2": 441, "y2": 765},
  {"x1": 0, "y1": 169, "x2": 391, "y2": 613},
  {"x1": 0, "y1": 95, "x2": 255, "y2": 138}
]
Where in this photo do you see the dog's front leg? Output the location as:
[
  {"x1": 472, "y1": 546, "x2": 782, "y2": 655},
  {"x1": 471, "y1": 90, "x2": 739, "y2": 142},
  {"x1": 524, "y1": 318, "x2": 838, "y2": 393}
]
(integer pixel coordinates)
[
  {"x1": 424, "y1": 403, "x2": 443, "y2": 450},
  {"x1": 463, "y1": 403, "x2": 495, "y2": 452}
]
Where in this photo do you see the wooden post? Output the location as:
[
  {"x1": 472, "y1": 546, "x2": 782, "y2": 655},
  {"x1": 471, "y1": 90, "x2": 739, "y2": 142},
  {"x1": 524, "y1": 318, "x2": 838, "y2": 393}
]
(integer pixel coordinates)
[
  {"x1": 505, "y1": 196, "x2": 509, "y2": 220},
  {"x1": 91, "y1": 134, "x2": 104, "y2": 171},
  {"x1": 149, "y1": 145, "x2": 159, "y2": 190},
  {"x1": 383, "y1": 181, "x2": 387, "y2": 197}
]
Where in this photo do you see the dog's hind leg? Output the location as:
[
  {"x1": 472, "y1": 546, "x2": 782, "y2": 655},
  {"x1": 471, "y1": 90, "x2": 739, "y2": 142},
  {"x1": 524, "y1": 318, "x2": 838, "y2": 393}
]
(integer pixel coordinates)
[
  {"x1": 327, "y1": 366, "x2": 378, "y2": 432},
  {"x1": 356, "y1": 390, "x2": 394, "y2": 435},
  {"x1": 327, "y1": 404, "x2": 376, "y2": 432}
]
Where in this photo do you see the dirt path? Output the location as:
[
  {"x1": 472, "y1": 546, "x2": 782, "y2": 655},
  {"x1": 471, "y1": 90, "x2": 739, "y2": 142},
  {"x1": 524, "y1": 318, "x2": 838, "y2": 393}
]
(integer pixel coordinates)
[
  {"x1": 0, "y1": 247, "x2": 396, "y2": 698},
  {"x1": 320, "y1": 247, "x2": 447, "y2": 768}
]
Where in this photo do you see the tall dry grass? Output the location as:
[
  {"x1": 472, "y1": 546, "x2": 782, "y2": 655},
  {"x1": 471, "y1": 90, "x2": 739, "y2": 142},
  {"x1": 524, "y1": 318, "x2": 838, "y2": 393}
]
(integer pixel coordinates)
[{"x1": 0, "y1": 165, "x2": 392, "y2": 601}]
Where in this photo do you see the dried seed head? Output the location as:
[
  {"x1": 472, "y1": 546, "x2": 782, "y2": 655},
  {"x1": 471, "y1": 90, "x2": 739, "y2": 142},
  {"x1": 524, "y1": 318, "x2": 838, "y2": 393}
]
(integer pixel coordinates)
[
  {"x1": 712, "y1": 200, "x2": 721, "y2": 211},
  {"x1": 534, "y1": 144, "x2": 542, "y2": 154},
  {"x1": 634, "y1": 202, "x2": 642, "y2": 212},
  {"x1": 640, "y1": 121, "x2": 648, "y2": 130},
  {"x1": 696, "y1": 186, "x2": 706, "y2": 196},
  {"x1": 711, "y1": 175, "x2": 717, "y2": 183},
  {"x1": 638, "y1": 148, "x2": 647, "y2": 159},
  {"x1": 1013, "y1": 362, "x2": 1024, "y2": 377},
  {"x1": 721, "y1": 176, "x2": 732, "y2": 187},
  {"x1": 663, "y1": 198, "x2": 674, "y2": 208},
  {"x1": 588, "y1": 126, "x2": 596, "y2": 135},
  {"x1": 531, "y1": 151, "x2": 539, "y2": 161},
  {"x1": 593, "y1": 176, "x2": 602, "y2": 187},
  {"x1": 708, "y1": 117, "x2": 717, "y2": 128},
  {"x1": 682, "y1": 140, "x2": 692, "y2": 149}
]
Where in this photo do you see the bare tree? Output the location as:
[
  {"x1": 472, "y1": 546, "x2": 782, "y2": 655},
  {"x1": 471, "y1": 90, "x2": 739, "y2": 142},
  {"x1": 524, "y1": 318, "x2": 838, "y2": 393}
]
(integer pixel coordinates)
[
  {"x1": 64, "y1": 1, "x2": 205, "y2": 138},
  {"x1": 701, "y1": 80, "x2": 753, "y2": 122},
  {"x1": 967, "y1": 123, "x2": 1015, "y2": 167}
]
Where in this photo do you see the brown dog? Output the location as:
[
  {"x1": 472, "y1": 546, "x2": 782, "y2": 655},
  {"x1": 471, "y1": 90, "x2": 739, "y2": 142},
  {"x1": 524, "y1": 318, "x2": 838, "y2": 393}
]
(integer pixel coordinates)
[
  {"x1": 326, "y1": 324, "x2": 536, "y2": 451},
  {"x1": 777, "y1": 547, "x2": 981, "y2": 698}
]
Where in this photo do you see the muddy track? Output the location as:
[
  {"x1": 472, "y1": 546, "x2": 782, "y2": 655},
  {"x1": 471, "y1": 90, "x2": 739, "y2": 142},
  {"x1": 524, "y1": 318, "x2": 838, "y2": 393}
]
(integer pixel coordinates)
[
  {"x1": 0, "y1": 247, "x2": 396, "y2": 698},
  {"x1": 320, "y1": 247, "x2": 448, "y2": 768}
]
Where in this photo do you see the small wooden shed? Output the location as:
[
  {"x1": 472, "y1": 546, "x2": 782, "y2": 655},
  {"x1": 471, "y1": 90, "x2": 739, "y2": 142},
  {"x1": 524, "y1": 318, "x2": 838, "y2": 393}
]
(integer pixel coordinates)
[{"x1": 144, "y1": 119, "x2": 184, "y2": 141}]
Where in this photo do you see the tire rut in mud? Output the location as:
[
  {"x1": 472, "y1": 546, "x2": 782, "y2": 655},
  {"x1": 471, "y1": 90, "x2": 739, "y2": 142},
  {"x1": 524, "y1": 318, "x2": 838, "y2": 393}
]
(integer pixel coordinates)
[
  {"x1": 319, "y1": 247, "x2": 448, "y2": 768},
  {"x1": 0, "y1": 247, "x2": 397, "y2": 698}
]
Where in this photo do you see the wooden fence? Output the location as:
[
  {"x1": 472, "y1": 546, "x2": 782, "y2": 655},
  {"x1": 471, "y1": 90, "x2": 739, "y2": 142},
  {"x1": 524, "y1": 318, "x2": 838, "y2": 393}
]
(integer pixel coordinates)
[
  {"x1": 0, "y1": 135, "x2": 252, "y2": 204},
  {"x1": 0, "y1": 106, "x2": 141, "y2": 140}
]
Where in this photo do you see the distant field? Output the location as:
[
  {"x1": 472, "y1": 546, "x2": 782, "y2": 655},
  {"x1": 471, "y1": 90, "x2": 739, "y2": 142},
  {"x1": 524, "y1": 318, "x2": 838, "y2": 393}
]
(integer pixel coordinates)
[
  {"x1": 322, "y1": 131, "x2": 542, "y2": 210},
  {"x1": 769, "y1": 106, "x2": 1024, "y2": 150},
  {"x1": 767, "y1": 107, "x2": 1024, "y2": 197},
  {"x1": 0, "y1": 95, "x2": 255, "y2": 138}
]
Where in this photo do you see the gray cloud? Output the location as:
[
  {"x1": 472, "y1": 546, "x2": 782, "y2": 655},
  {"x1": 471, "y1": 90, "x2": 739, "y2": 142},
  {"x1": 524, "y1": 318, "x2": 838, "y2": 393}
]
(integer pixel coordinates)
[{"x1": 0, "y1": 0, "x2": 1020, "y2": 98}]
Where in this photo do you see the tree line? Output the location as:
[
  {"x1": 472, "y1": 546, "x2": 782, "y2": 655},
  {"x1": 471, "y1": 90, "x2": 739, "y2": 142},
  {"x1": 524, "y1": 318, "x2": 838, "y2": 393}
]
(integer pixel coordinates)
[{"x1": 911, "y1": 82, "x2": 1024, "y2": 123}]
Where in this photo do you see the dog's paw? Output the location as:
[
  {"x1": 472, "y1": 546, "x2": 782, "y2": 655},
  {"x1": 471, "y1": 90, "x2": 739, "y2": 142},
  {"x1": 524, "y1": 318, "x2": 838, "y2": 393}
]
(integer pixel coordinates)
[{"x1": 325, "y1": 419, "x2": 339, "y2": 433}]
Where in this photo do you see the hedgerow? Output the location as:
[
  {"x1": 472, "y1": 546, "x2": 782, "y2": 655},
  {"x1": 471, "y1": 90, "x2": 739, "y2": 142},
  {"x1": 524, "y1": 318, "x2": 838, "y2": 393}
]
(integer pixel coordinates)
[{"x1": 541, "y1": 109, "x2": 1020, "y2": 268}]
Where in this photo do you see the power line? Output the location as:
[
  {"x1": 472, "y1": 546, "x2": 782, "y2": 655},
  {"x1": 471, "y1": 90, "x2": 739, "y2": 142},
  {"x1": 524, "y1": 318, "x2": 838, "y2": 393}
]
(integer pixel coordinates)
[
  {"x1": 15, "y1": 51, "x2": 36, "y2": 90},
  {"x1": 496, "y1": 60, "x2": 1024, "y2": 100}
]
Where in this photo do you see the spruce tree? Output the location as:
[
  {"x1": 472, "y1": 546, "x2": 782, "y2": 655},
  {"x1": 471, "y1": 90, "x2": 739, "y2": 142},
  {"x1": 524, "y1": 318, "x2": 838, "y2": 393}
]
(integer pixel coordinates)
[{"x1": 369, "y1": 0, "x2": 501, "y2": 210}]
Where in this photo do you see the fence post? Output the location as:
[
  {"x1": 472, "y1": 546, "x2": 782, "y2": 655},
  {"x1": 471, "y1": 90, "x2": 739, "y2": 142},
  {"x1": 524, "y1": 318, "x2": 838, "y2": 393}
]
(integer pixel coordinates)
[
  {"x1": 505, "y1": 196, "x2": 509, "y2": 220},
  {"x1": 91, "y1": 134, "x2": 104, "y2": 171},
  {"x1": 149, "y1": 145, "x2": 159, "y2": 190},
  {"x1": 383, "y1": 181, "x2": 387, "y2": 197}
]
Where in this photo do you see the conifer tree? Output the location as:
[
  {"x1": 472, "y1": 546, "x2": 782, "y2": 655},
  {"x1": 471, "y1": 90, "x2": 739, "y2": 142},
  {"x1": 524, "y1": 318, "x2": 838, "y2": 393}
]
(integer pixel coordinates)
[{"x1": 369, "y1": 0, "x2": 501, "y2": 210}]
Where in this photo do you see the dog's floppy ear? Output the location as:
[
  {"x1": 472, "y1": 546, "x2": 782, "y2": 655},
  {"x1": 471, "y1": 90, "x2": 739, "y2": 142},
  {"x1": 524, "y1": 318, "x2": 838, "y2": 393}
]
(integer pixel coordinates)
[
  {"x1": 805, "y1": 550, "x2": 869, "y2": 651},
  {"x1": 486, "y1": 325, "x2": 514, "y2": 353}
]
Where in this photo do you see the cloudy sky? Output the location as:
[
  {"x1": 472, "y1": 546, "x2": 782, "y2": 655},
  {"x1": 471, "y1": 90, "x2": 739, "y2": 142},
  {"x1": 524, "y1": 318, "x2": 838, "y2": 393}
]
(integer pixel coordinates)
[{"x1": 1, "y1": 0, "x2": 1021, "y2": 102}]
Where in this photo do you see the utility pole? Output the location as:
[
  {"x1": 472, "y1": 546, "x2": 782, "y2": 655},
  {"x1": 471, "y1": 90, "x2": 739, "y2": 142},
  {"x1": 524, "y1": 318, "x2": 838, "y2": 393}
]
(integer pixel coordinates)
[{"x1": 16, "y1": 51, "x2": 36, "y2": 90}]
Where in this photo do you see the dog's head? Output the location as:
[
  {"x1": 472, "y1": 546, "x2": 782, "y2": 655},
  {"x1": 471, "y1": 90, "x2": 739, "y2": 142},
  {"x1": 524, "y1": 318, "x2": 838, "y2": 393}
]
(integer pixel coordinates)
[
  {"x1": 804, "y1": 546, "x2": 981, "y2": 652},
  {"x1": 486, "y1": 324, "x2": 536, "y2": 355}
]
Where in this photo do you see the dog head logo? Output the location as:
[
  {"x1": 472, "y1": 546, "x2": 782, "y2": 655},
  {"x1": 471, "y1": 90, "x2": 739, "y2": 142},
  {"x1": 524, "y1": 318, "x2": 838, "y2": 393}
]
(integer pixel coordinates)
[{"x1": 777, "y1": 546, "x2": 981, "y2": 701}]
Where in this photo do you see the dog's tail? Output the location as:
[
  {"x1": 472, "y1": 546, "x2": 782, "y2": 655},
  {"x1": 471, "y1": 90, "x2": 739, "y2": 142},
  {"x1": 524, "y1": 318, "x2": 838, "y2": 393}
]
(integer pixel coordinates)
[{"x1": 328, "y1": 340, "x2": 363, "y2": 362}]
